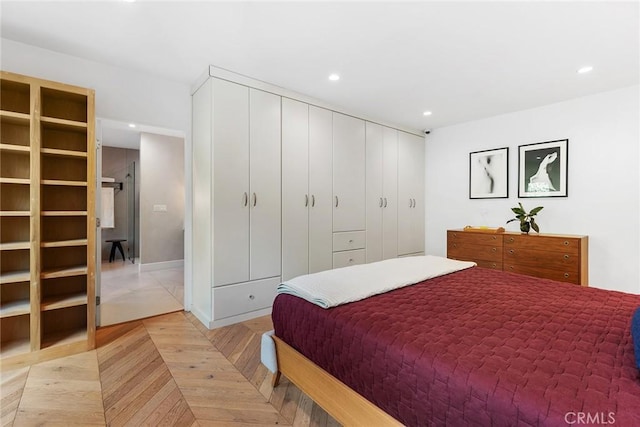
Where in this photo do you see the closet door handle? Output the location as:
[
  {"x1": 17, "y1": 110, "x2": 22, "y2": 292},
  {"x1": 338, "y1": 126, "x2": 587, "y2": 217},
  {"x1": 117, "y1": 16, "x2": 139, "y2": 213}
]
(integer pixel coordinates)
[
  {"x1": 384, "y1": 197, "x2": 387, "y2": 208},
  {"x1": 379, "y1": 197, "x2": 383, "y2": 208},
  {"x1": 335, "y1": 196, "x2": 339, "y2": 208},
  {"x1": 413, "y1": 198, "x2": 416, "y2": 208},
  {"x1": 311, "y1": 195, "x2": 315, "y2": 207},
  {"x1": 305, "y1": 194, "x2": 309, "y2": 207},
  {"x1": 252, "y1": 193, "x2": 257, "y2": 207},
  {"x1": 243, "y1": 192, "x2": 248, "y2": 207},
  {"x1": 409, "y1": 198, "x2": 412, "y2": 208}
]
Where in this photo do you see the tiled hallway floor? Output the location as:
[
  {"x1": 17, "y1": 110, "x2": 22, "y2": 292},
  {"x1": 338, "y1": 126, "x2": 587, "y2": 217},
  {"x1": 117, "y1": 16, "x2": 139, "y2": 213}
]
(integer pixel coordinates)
[{"x1": 99, "y1": 260, "x2": 184, "y2": 326}]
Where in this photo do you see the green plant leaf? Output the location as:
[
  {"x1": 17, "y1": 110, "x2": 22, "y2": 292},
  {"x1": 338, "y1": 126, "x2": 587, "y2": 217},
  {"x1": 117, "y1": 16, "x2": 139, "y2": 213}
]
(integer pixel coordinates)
[
  {"x1": 530, "y1": 206, "x2": 544, "y2": 215},
  {"x1": 531, "y1": 219, "x2": 540, "y2": 233},
  {"x1": 511, "y1": 207, "x2": 525, "y2": 215},
  {"x1": 506, "y1": 218, "x2": 516, "y2": 224}
]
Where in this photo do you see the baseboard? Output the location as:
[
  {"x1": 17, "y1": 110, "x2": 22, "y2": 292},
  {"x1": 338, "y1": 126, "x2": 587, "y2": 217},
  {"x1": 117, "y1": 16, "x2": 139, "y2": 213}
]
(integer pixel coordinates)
[
  {"x1": 209, "y1": 307, "x2": 273, "y2": 329},
  {"x1": 138, "y1": 259, "x2": 184, "y2": 272},
  {"x1": 190, "y1": 305, "x2": 212, "y2": 329}
]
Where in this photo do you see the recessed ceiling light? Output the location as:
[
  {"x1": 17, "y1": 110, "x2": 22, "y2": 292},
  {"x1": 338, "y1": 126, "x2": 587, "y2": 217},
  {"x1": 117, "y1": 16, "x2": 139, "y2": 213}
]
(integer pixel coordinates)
[
  {"x1": 128, "y1": 123, "x2": 136, "y2": 128},
  {"x1": 328, "y1": 74, "x2": 340, "y2": 81},
  {"x1": 577, "y1": 66, "x2": 593, "y2": 74},
  {"x1": 423, "y1": 111, "x2": 432, "y2": 116}
]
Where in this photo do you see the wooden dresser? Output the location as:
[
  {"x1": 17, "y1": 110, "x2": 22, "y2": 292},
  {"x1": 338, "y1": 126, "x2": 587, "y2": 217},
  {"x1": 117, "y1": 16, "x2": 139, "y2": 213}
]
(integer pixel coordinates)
[{"x1": 447, "y1": 229, "x2": 588, "y2": 286}]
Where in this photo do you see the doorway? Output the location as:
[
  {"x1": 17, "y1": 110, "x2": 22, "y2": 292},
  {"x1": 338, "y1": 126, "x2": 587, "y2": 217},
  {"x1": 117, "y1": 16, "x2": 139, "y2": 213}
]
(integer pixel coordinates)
[{"x1": 96, "y1": 118, "x2": 186, "y2": 326}]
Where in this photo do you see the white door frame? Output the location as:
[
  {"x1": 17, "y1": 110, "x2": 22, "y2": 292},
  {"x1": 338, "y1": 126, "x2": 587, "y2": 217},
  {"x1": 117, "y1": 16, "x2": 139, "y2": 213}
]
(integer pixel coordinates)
[
  {"x1": 95, "y1": 117, "x2": 190, "y2": 327},
  {"x1": 95, "y1": 120, "x2": 103, "y2": 326}
]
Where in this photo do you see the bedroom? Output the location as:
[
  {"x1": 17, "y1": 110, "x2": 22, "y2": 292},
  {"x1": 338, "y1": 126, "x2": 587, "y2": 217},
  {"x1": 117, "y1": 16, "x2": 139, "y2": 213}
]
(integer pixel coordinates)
[{"x1": 1, "y1": 1, "x2": 639, "y2": 425}]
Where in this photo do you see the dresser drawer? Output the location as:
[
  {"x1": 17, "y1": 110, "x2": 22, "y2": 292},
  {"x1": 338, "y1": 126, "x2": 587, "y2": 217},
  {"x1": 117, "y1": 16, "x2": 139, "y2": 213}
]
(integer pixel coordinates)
[
  {"x1": 333, "y1": 231, "x2": 366, "y2": 252},
  {"x1": 333, "y1": 249, "x2": 365, "y2": 269},
  {"x1": 503, "y1": 247, "x2": 579, "y2": 270},
  {"x1": 505, "y1": 264, "x2": 580, "y2": 285},
  {"x1": 448, "y1": 242, "x2": 502, "y2": 263},
  {"x1": 475, "y1": 260, "x2": 502, "y2": 270},
  {"x1": 213, "y1": 277, "x2": 280, "y2": 320},
  {"x1": 503, "y1": 234, "x2": 580, "y2": 254},
  {"x1": 447, "y1": 231, "x2": 503, "y2": 247}
]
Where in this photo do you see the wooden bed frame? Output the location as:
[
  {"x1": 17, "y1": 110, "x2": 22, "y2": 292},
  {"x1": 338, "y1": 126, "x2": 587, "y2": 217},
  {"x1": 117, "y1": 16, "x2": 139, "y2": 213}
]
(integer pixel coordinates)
[{"x1": 272, "y1": 335, "x2": 402, "y2": 426}]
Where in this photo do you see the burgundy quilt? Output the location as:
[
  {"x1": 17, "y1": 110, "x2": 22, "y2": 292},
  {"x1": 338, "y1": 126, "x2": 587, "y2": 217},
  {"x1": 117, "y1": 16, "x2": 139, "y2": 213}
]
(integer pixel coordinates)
[{"x1": 272, "y1": 267, "x2": 640, "y2": 426}]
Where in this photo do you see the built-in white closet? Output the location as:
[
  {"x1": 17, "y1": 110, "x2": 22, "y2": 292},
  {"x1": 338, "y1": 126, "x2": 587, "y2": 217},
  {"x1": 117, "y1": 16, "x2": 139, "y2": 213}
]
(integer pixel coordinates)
[{"x1": 192, "y1": 67, "x2": 425, "y2": 328}]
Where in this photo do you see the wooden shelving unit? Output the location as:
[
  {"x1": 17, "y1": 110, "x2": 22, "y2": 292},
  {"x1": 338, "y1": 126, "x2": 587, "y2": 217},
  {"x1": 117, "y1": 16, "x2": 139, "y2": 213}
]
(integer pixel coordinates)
[{"x1": 0, "y1": 71, "x2": 95, "y2": 370}]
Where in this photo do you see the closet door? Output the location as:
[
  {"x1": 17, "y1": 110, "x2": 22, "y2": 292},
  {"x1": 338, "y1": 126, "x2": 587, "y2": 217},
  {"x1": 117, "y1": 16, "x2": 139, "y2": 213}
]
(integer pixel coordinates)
[
  {"x1": 213, "y1": 78, "x2": 249, "y2": 286},
  {"x1": 382, "y1": 126, "x2": 399, "y2": 259},
  {"x1": 332, "y1": 113, "x2": 365, "y2": 232},
  {"x1": 282, "y1": 98, "x2": 309, "y2": 281},
  {"x1": 249, "y1": 88, "x2": 281, "y2": 280},
  {"x1": 398, "y1": 131, "x2": 425, "y2": 256},
  {"x1": 308, "y1": 106, "x2": 333, "y2": 273},
  {"x1": 365, "y1": 122, "x2": 384, "y2": 263},
  {"x1": 411, "y1": 134, "x2": 425, "y2": 254}
]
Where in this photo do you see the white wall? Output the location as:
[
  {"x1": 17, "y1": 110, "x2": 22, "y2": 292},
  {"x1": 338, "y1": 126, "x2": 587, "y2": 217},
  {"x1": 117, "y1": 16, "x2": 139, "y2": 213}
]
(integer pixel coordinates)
[
  {"x1": 1, "y1": 39, "x2": 190, "y2": 130},
  {"x1": 140, "y1": 133, "x2": 185, "y2": 264},
  {"x1": 425, "y1": 86, "x2": 640, "y2": 294}
]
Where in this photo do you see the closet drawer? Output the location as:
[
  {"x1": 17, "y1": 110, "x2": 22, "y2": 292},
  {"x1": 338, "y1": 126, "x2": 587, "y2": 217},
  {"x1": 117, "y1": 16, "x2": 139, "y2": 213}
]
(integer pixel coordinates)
[
  {"x1": 333, "y1": 249, "x2": 365, "y2": 269},
  {"x1": 213, "y1": 276, "x2": 280, "y2": 320},
  {"x1": 333, "y1": 231, "x2": 366, "y2": 252}
]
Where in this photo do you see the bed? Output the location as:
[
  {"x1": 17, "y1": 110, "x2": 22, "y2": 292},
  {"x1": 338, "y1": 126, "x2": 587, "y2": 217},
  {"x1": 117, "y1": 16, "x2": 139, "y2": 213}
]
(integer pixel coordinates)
[{"x1": 270, "y1": 258, "x2": 640, "y2": 426}]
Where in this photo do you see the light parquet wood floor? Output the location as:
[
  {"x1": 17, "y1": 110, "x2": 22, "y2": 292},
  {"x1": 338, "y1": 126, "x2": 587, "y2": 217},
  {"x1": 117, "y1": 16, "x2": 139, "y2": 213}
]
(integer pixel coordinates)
[{"x1": 0, "y1": 311, "x2": 339, "y2": 426}]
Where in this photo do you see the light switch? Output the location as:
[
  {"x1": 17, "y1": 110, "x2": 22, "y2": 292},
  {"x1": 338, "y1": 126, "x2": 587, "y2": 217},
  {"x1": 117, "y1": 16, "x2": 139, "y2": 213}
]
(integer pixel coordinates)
[{"x1": 153, "y1": 204, "x2": 167, "y2": 212}]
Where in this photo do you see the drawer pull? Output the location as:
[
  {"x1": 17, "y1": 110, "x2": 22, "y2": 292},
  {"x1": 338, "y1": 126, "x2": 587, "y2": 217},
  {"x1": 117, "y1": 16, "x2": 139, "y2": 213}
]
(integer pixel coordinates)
[
  {"x1": 492, "y1": 247, "x2": 497, "y2": 252},
  {"x1": 249, "y1": 294, "x2": 255, "y2": 300},
  {"x1": 349, "y1": 258, "x2": 354, "y2": 263},
  {"x1": 564, "y1": 273, "x2": 570, "y2": 278},
  {"x1": 563, "y1": 241, "x2": 569, "y2": 246},
  {"x1": 509, "y1": 266, "x2": 514, "y2": 270},
  {"x1": 348, "y1": 239, "x2": 354, "y2": 243},
  {"x1": 509, "y1": 237, "x2": 514, "y2": 243},
  {"x1": 492, "y1": 263, "x2": 497, "y2": 268},
  {"x1": 453, "y1": 243, "x2": 457, "y2": 248},
  {"x1": 509, "y1": 249, "x2": 514, "y2": 254},
  {"x1": 492, "y1": 236, "x2": 496, "y2": 240},
  {"x1": 564, "y1": 254, "x2": 570, "y2": 259}
]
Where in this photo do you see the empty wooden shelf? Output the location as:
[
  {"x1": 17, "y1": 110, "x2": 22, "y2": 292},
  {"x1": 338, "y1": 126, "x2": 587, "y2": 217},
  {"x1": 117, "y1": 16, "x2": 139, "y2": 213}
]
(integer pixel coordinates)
[{"x1": 0, "y1": 70, "x2": 96, "y2": 370}]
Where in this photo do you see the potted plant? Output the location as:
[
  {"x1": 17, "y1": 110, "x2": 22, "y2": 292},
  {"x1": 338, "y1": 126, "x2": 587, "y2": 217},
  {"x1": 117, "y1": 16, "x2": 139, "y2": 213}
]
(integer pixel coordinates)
[{"x1": 507, "y1": 202, "x2": 543, "y2": 234}]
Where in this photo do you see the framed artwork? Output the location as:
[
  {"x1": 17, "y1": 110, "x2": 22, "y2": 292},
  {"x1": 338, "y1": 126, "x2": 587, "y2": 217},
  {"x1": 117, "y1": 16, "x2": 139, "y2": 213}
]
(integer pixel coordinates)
[
  {"x1": 518, "y1": 139, "x2": 568, "y2": 198},
  {"x1": 469, "y1": 147, "x2": 509, "y2": 199}
]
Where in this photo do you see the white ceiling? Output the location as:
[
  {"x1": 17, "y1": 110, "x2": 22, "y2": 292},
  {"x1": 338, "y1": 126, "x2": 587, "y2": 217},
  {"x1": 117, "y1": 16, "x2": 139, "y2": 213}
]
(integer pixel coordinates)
[{"x1": 1, "y1": 1, "x2": 638, "y2": 131}]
